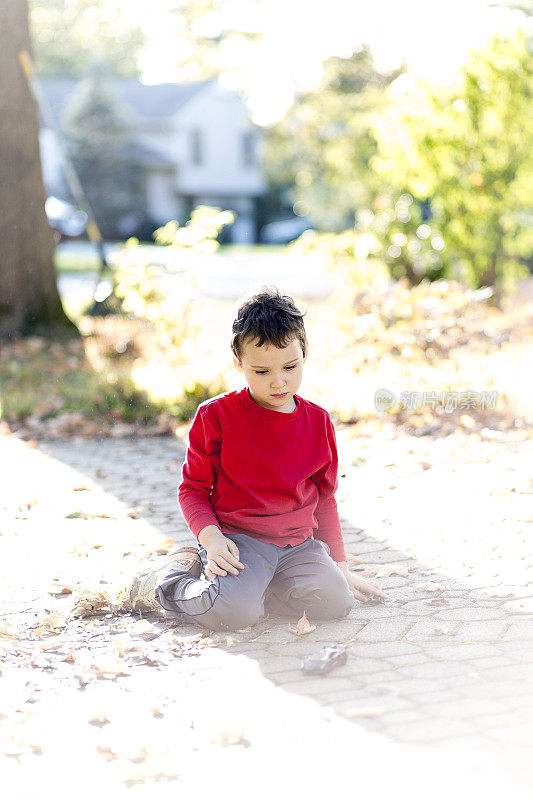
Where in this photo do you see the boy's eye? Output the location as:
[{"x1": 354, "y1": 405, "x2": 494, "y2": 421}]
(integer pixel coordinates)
[{"x1": 254, "y1": 365, "x2": 297, "y2": 375}]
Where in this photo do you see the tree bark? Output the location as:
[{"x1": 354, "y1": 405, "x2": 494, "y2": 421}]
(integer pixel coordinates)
[{"x1": 0, "y1": 0, "x2": 78, "y2": 339}]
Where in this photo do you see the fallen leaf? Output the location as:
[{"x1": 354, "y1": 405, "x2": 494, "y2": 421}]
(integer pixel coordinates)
[
  {"x1": 130, "y1": 619, "x2": 157, "y2": 638},
  {"x1": 0, "y1": 622, "x2": 20, "y2": 640},
  {"x1": 211, "y1": 728, "x2": 251, "y2": 747},
  {"x1": 362, "y1": 564, "x2": 409, "y2": 578},
  {"x1": 226, "y1": 637, "x2": 236, "y2": 647},
  {"x1": 33, "y1": 614, "x2": 67, "y2": 635},
  {"x1": 89, "y1": 714, "x2": 110, "y2": 727},
  {"x1": 70, "y1": 590, "x2": 113, "y2": 618},
  {"x1": 347, "y1": 554, "x2": 361, "y2": 565},
  {"x1": 413, "y1": 581, "x2": 445, "y2": 592},
  {"x1": 96, "y1": 468, "x2": 107, "y2": 478},
  {"x1": 127, "y1": 506, "x2": 145, "y2": 519},
  {"x1": 288, "y1": 611, "x2": 316, "y2": 636},
  {"x1": 426, "y1": 598, "x2": 448, "y2": 606},
  {"x1": 96, "y1": 745, "x2": 117, "y2": 761},
  {"x1": 150, "y1": 536, "x2": 176, "y2": 555},
  {"x1": 345, "y1": 707, "x2": 385, "y2": 718},
  {"x1": 235, "y1": 626, "x2": 252, "y2": 633},
  {"x1": 47, "y1": 583, "x2": 73, "y2": 597},
  {"x1": 39, "y1": 641, "x2": 62, "y2": 651},
  {"x1": 61, "y1": 649, "x2": 76, "y2": 663},
  {"x1": 72, "y1": 486, "x2": 90, "y2": 492},
  {"x1": 90, "y1": 656, "x2": 129, "y2": 678}
]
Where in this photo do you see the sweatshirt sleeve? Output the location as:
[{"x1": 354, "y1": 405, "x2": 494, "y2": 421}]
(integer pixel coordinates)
[
  {"x1": 309, "y1": 414, "x2": 347, "y2": 562},
  {"x1": 177, "y1": 404, "x2": 222, "y2": 539}
]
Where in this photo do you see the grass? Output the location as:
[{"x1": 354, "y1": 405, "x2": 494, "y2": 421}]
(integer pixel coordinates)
[{"x1": 53, "y1": 241, "x2": 287, "y2": 274}]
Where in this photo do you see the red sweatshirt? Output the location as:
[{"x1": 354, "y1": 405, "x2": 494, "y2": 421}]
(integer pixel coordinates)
[{"x1": 177, "y1": 386, "x2": 347, "y2": 562}]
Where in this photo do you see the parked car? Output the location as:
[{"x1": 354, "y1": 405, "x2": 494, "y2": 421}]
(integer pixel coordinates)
[
  {"x1": 260, "y1": 217, "x2": 313, "y2": 245},
  {"x1": 45, "y1": 196, "x2": 88, "y2": 241}
]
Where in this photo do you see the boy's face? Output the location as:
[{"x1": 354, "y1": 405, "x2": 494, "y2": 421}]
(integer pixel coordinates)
[{"x1": 234, "y1": 335, "x2": 307, "y2": 412}]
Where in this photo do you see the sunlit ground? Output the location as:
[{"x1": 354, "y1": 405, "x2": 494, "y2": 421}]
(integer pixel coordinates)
[{"x1": 119, "y1": 286, "x2": 532, "y2": 428}]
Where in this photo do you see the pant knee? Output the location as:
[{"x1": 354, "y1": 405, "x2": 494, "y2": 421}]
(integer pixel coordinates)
[
  {"x1": 213, "y1": 598, "x2": 262, "y2": 631},
  {"x1": 306, "y1": 580, "x2": 354, "y2": 620}
]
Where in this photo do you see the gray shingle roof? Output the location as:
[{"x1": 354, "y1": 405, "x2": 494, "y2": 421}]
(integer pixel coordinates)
[{"x1": 39, "y1": 77, "x2": 213, "y2": 126}]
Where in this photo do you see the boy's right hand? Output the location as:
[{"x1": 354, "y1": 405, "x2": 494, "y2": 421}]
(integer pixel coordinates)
[{"x1": 199, "y1": 527, "x2": 245, "y2": 579}]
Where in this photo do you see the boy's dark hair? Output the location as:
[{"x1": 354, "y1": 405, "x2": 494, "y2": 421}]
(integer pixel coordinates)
[{"x1": 231, "y1": 286, "x2": 307, "y2": 362}]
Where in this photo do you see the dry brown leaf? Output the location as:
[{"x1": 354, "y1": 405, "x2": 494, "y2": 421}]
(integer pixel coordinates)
[
  {"x1": 362, "y1": 564, "x2": 409, "y2": 578},
  {"x1": 96, "y1": 745, "x2": 118, "y2": 761},
  {"x1": 72, "y1": 486, "x2": 90, "y2": 492},
  {"x1": 33, "y1": 614, "x2": 67, "y2": 635},
  {"x1": 61, "y1": 649, "x2": 76, "y2": 663},
  {"x1": 226, "y1": 636, "x2": 236, "y2": 647},
  {"x1": 413, "y1": 581, "x2": 445, "y2": 593},
  {"x1": 288, "y1": 611, "x2": 316, "y2": 636},
  {"x1": 0, "y1": 621, "x2": 20, "y2": 640},
  {"x1": 90, "y1": 656, "x2": 129, "y2": 678},
  {"x1": 39, "y1": 641, "x2": 62, "y2": 651},
  {"x1": 235, "y1": 626, "x2": 252, "y2": 633},
  {"x1": 150, "y1": 536, "x2": 176, "y2": 555},
  {"x1": 47, "y1": 583, "x2": 73, "y2": 597},
  {"x1": 130, "y1": 619, "x2": 157, "y2": 638},
  {"x1": 70, "y1": 590, "x2": 113, "y2": 618},
  {"x1": 345, "y1": 707, "x2": 385, "y2": 718},
  {"x1": 347, "y1": 554, "x2": 361, "y2": 565},
  {"x1": 426, "y1": 598, "x2": 448, "y2": 606},
  {"x1": 89, "y1": 713, "x2": 110, "y2": 727}
]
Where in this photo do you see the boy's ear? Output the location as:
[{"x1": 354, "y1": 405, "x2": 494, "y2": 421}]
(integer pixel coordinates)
[
  {"x1": 303, "y1": 342, "x2": 308, "y2": 363},
  {"x1": 233, "y1": 356, "x2": 243, "y2": 372}
]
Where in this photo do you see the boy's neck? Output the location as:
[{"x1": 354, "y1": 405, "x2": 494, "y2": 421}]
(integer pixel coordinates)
[{"x1": 247, "y1": 388, "x2": 298, "y2": 414}]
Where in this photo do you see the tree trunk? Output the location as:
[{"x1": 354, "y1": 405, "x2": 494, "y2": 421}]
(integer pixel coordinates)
[{"x1": 0, "y1": 0, "x2": 78, "y2": 339}]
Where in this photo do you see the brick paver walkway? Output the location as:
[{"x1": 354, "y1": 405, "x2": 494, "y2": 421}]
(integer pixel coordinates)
[{"x1": 1, "y1": 428, "x2": 532, "y2": 798}]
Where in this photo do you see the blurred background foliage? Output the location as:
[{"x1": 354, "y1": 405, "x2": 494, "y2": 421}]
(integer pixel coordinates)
[
  {"x1": 267, "y1": 30, "x2": 533, "y2": 293},
  {"x1": 1, "y1": 1, "x2": 531, "y2": 434}
]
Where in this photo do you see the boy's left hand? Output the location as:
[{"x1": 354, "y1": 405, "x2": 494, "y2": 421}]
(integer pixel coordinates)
[{"x1": 337, "y1": 562, "x2": 387, "y2": 602}]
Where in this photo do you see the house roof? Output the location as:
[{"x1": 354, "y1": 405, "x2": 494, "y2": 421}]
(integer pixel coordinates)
[{"x1": 39, "y1": 77, "x2": 213, "y2": 127}]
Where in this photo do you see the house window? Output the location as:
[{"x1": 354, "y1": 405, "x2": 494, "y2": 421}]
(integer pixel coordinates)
[
  {"x1": 191, "y1": 129, "x2": 202, "y2": 165},
  {"x1": 242, "y1": 132, "x2": 255, "y2": 167}
]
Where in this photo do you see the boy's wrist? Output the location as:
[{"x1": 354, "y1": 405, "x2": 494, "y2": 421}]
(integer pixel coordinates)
[{"x1": 198, "y1": 525, "x2": 224, "y2": 548}]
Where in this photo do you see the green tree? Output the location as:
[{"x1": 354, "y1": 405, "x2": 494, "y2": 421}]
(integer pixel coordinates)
[
  {"x1": 166, "y1": 0, "x2": 263, "y2": 83},
  {"x1": 372, "y1": 31, "x2": 533, "y2": 291},
  {"x1": 30, "y1": 0, "x2": 145, "y2": 77},
  {"x1": 264, "y1": 46, "x2": 404, "y2": 231},
  {"x1": 62, "y1": 70, "x2": 147, "y2": 239}
]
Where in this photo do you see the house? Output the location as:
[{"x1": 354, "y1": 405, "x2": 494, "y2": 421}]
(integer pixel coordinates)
[{"x1": 38, "y1": 78, "x2": 266, "y2": 243}]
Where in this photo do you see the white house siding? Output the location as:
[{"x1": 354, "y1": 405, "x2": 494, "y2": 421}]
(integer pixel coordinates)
[
  {"x1": 38, "y1": 79, "x2": 265, "y2": 243},
  {"x1": 174, "y1": 83, "x2": 264, "y2": 196},
  {"x1": 146, "y1": 169, "x2": 184, "y2": 225}
]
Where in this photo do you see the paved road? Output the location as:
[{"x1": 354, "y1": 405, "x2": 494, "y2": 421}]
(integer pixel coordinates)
[
  {"x1": 1, "y1": 428, "x2": 532, "y2": 797},
  {"x1": 56, "y1": 242, "x2": 338, "y2": 306}
]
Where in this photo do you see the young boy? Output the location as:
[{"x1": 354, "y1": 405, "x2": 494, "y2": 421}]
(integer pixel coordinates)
[{"x1": 129, "y1": 287, "x2": 385, "y2": 631}]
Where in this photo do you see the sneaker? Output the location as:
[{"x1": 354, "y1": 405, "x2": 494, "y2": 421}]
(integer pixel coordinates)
[{"x1": 129, "y1": 546, "x2": 202, "y2": 614}]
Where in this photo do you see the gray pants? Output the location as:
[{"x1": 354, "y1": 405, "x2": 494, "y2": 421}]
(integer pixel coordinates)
[{"x1": 156, "y1": 533, "x2": 355, "y2": 632}]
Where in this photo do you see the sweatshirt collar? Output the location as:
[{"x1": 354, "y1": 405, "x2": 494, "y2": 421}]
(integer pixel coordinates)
[{"x1": 240, "y1": 386, "x2": 303, "y2": 422}]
